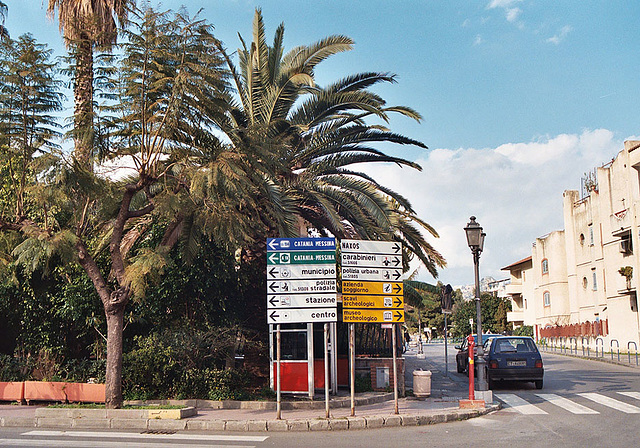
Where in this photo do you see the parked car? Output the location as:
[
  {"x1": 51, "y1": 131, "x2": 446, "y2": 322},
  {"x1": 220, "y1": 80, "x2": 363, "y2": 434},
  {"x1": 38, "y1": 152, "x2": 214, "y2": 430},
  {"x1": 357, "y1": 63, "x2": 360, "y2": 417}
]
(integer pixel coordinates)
[
  {"x1": 482, "y1": 336, "x2": 544, "y2": 389},
  {"x1": 455, "y1": 334, "x2": 498, "y2": 373}
]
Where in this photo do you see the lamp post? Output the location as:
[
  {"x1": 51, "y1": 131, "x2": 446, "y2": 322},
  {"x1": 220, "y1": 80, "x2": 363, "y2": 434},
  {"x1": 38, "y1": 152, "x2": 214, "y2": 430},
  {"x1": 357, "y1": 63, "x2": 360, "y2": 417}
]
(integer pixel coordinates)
[{"x1": 464, "y1": 216, "x2": 488, "y2": 392}]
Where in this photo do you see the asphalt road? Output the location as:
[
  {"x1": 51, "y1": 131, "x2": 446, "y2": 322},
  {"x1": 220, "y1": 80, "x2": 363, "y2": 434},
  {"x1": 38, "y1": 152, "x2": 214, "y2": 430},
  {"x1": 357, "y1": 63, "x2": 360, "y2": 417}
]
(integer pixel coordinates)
[{"x1": 2, "y1": 344, "x2": 639, "y2": 447}]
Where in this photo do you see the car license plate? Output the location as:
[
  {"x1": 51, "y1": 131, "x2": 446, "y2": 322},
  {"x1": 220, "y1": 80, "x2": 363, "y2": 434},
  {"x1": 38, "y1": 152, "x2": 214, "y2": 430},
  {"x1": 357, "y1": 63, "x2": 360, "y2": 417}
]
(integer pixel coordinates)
[{"x1": 508, "y1": 360, "x2": 526, "y2": 367}]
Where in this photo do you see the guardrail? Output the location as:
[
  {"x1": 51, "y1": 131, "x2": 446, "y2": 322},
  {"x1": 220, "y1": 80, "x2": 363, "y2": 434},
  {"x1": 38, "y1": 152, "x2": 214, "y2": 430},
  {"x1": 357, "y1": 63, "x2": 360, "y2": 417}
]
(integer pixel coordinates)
[
  {"x1": 628, "y1": 342, "x2": 638, "y2": 366},
  {"x1": 539, "y1": 336, "x2": 639, "y2": 366}
]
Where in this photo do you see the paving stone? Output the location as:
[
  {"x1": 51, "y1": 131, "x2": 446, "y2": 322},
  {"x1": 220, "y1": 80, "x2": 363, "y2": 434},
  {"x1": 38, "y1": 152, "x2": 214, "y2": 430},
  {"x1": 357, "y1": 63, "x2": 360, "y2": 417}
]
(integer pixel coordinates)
[
  {"x1": 148, "y1": 418, "x2": 186, "y2": 430},
  {"x1": 185, "y1": 420, "x2": 208, "y2": 431},
  {"x1": 287, "y1": 419, "x2": 309, "y2": 431},
  {"x1": 266, "y1": 419, "x2": 289, "y2": 431},
  {"x1": 364, "y1": 416, "x2": 384, "y2": 428},
  {"x1": 37, "y1": 418, "x2": 73, "y2": 428},
  {"x1": 308, "y1": 419, "x2": 330, "y2": 431},
  {"x1": 328, "y1": 419, "x2": 348, "y2": 430},
  {"x1": 110, "y1": 418, "x2": 148, "y2": 430},
  {"x1": 400, "y1": 415, "x2": 418, "y2": 426},
  {"x1": 225, "y1": 420, "x2": 248, "y2": 431},
  {"x1": 347, "y1": 417, "x2": 366, "y2": 430},
  {"x1": 2, "y1": 417, "x2": 36, "y2": 427},
  {"x1": 206, "y1": 420, "x2": 226, "y2": 431},
  {"x1": 248, "y1": 420, "x2": 267, "y2": 432},
  {"x1": 72, "y1": 418, "x2": 111, "y2": 429},
  {"x1": 383, "y1": 415, "x2": 402, "y2": 427}
]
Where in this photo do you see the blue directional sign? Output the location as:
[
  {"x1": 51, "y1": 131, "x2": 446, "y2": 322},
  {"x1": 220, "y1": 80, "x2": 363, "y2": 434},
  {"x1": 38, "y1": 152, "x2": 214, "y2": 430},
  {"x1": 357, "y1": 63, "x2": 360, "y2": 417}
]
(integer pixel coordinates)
[{"x1": 267, "y1": 237, "x2": 336, "y2": 252}]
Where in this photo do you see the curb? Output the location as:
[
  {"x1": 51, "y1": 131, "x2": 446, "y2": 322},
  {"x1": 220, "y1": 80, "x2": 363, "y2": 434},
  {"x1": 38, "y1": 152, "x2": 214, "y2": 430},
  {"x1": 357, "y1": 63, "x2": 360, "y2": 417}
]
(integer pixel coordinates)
[{"x1": 0, "y1": 404, "x2": 501, "y2": 431}]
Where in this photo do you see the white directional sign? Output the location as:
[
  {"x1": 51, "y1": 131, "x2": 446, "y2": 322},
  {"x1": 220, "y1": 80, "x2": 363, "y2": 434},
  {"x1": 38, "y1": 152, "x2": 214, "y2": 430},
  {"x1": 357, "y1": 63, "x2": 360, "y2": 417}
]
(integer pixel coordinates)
[
  {"x1": 268, "y1": 308, "x2": 338, "y2": 324},
  {"x1": 267, "y1": 237, "x2": 337, "y2": 324},
  {"x1": 340, "y1": 239, "x2": 404, "y2": 323}
]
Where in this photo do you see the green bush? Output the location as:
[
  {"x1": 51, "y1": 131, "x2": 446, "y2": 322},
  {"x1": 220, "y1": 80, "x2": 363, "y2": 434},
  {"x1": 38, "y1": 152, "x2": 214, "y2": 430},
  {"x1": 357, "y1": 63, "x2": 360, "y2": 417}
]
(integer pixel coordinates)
[
  {"x1": 0, "y1": 354, "x2": 26, "y2": 381},
  {"x1": 513, "y1": 325, "x2": 534, "y2": 337}
]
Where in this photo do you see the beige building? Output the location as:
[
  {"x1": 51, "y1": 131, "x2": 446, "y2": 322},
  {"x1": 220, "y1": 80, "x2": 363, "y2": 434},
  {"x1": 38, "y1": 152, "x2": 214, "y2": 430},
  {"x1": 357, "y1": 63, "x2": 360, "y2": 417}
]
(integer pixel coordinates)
[{"x1": 503, "y1": 140, "x2": 640, "y2": 348}]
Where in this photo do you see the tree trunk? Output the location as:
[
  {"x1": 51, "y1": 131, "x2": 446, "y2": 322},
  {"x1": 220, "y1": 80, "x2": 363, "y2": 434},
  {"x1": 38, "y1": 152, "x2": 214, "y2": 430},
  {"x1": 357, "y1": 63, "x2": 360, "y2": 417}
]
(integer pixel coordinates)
[
  {"x1": 74, "y1": 35, "x2": 94, "y2": 170},
  {"x1": 105, "y1": 302, "x2": 125, "y2": 409}
]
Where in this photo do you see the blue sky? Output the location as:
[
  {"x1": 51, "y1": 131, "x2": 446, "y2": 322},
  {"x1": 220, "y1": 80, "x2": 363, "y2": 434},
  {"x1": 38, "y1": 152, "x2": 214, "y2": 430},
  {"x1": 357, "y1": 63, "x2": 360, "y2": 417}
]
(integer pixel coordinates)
[{"x1": 4, "y1": 1, "x2": 640, "y2": 286}]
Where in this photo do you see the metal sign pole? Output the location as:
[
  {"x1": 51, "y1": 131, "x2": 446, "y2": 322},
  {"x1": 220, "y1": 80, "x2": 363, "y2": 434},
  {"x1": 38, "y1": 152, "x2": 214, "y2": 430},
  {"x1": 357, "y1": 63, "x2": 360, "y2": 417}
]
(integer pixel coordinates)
[
  {"x1": 276, "y1": 324, "x2": 282, "y2": 420},
  {"x1": 324, "y1": 323, "x2": 330, "y2": 418},
  {"x1": 392, "y1": 324, "x2": 399, "y2": 414},
  {"x1": 350, "y1": 323, "x2": 355, "y2": 416},
  {"x1": 444, "y1": 312, "x2": 449, "y2": 377}
]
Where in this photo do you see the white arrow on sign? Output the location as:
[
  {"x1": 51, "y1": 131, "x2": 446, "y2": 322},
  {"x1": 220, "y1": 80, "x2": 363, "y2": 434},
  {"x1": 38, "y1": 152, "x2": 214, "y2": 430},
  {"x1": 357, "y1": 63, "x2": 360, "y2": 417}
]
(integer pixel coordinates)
[
  {"x1": 268, "y1": 308, "x2": 338, "y2": 324},
  {"x1": 267, "y1": 294, "x2": 337, "y2": 309}
]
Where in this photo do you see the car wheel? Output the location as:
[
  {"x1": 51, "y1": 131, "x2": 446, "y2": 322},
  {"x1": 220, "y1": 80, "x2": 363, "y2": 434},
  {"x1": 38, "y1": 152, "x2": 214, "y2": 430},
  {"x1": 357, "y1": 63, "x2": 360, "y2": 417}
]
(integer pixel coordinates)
[
  {"x1": 535, "y1": 379, "x2": 543, "y2": 389},
  {"x1": 457, "y1": 360, "x2": 465, "y2": 373}
]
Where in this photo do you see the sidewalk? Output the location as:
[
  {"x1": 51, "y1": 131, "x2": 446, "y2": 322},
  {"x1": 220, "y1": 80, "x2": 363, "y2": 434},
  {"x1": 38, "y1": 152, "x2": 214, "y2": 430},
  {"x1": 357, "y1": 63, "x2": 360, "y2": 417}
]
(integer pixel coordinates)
[{"x1": 0, "y1": 347, "x2": 498, "y2": 432}]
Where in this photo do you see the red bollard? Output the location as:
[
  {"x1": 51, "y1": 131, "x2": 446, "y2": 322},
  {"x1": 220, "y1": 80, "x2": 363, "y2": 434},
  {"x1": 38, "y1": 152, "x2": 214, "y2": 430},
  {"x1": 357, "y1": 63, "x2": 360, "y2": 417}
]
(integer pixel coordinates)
[{"x1": 467, "y1": 334, "x2": 475, "y2": 400}]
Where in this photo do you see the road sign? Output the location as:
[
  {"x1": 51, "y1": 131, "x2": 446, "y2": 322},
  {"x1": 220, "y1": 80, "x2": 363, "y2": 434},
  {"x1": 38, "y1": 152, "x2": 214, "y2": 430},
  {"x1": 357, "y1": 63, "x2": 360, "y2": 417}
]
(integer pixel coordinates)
[
  {"x1": 342, "y1": 309, "x2": 404, "y2": 323},
  {"x1": 268, "y1": 308, "x2": 338, "y2": 324},
  {"x1": 342, "y1": 295, "x2": 403, "y2": 309},
  {"x1": 267, "y1": 265, "x2": 337, "y2": 280},
  {"x1": 267, "y1": 237, "x2": 336, "y2": 252},
  {"x1": 341, "y1": 266, "x2": 402, "y2": 281},
  {"x1": 341, "y1": 240, "x2": 402, "y2": 255},
  {"x1": 342, "y1": 281, "x2": 402, "y2": 295},
  {"x1": 268, "y1": 251, "x2": 336, "y2": 265},
  {"x1": 268, "y1": 279, "x2": 337, "y2": 294},
  {"x1": 340, "y1": 239, "x2": 404, "y2": 323},
  {"x1": 267, "y1": 237, "x2": 337, "y2": 325},
  {"x1": 341, "y1": 253, "x2": 401, "y2": 268},
  {"x1": 268, "y1": 294, "x2": 337, "y2": 308}
]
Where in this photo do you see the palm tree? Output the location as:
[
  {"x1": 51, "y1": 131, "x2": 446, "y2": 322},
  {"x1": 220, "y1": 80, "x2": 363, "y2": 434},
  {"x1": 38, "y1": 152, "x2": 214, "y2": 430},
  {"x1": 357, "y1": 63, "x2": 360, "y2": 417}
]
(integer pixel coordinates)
[
  {"x1": 0, "y1": 1, "x2": 8, "y2": 39},
  {"x1": 219, "y1": 9, "x2": 445, "y2": 275},
  {"x1": 47, "y1": 0, "x2": 131, "y2": 169}
]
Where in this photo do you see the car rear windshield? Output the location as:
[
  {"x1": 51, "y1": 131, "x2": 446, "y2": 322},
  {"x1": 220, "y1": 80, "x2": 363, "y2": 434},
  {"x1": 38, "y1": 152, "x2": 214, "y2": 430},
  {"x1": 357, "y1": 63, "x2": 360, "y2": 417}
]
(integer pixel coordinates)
[{"x1": 494, "y1": 338, "x2": 537, "y2": 354}]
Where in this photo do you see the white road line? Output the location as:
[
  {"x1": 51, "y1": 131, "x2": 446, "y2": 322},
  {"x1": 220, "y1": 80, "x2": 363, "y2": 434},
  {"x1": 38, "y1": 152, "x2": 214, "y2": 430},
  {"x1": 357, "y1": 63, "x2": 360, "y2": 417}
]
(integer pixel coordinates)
[
  {"x1": 618, "y1": 391, "x2": 640, "y2": 401},
  {"x1": 535, "y1": 393, "x2": 599, "y2": 414},
  {"x1": 1, "y1": 440, "x2": 254, "y2": 448},
  {"x1": 578, "y1": 393, "x2": 640, "y2": 414},
  {"x1": 21, "y1": 430, "x2": 268, "y2": 442},
  {"x1": 495, "y1": 394, "x2": 548, "y2": 414}
]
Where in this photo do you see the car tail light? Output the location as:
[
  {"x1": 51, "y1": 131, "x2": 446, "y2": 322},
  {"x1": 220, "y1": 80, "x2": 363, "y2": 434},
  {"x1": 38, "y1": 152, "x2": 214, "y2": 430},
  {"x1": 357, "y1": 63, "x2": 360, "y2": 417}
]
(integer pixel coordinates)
[
  {"x1": 489, "y1": 360, "x2": 499, "y2": 369},
  {"x1": 535, "y1": 360, "x2": 543, "y2": 368}
]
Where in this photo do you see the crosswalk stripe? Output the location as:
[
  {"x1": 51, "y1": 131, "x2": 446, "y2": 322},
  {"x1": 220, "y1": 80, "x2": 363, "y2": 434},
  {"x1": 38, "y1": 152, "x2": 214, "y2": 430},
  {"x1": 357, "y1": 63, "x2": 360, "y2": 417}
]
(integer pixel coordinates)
[
  {"x1": 21, "y1": 430, "x2": 268, "y2": 443},
  {"x1": 535, "y1": 393, "x2": 599, "y2": 414},
  {"x1": 618, "y1": 391, "x2": 640, "y2": 401},
  {"x1": 1, "y1": 440, "x2": 254, "y2": 448},
  {"x1": 578, "y1": 393, "x2": 640, "y2": 414},
  {"x1": 495, "y1": 394, "x2": 548, "y2": 414}
]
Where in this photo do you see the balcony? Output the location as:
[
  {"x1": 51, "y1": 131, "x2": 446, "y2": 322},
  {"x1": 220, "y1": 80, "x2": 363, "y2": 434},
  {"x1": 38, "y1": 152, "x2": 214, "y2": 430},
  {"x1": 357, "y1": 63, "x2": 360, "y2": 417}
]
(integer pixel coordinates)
[
  {"x1": 505, "y1": 283, "x2": 522, "y2": 296},
  {"x1": 507, "y1": 311, "x2": 524, "y2": 323}
]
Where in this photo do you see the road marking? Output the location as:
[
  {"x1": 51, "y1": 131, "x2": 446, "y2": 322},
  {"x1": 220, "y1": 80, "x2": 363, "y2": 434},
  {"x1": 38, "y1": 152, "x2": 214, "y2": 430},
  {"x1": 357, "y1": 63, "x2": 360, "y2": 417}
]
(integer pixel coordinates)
[
  {"x1": 618, "y1": 391, "x2": 640, "y2": 401},
  {"x1": 2, "y1": 440, "x2": 255, "y2": 448},
  {"x1": 21, "y1": 430, "x2": 268, "y2": 442},
  {"x1": 578, "y1": 393, "x2": 640, "y2": 414},
  {"x1": 535, "y1": 394, "x2": 599, "y2": 414},
  {"x1": 495, "y1": 394, "x2": 548, "y2": 414}
]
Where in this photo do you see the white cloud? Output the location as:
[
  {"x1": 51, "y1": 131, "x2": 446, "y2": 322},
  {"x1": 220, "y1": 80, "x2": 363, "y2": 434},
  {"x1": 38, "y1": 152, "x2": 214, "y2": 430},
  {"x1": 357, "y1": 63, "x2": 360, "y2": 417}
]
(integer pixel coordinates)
[
  {"x1": 487, "y1": 0, "x2": 524, "y2": 24},
  {"x1": 487, "y1": 0, "x2": 521, "y2": 8},
  {"x1": 473, "y1": 34, "x2": 484, "y2": 46},
  {"x1": 546, "y1": 25, "x2": 573, "y2": 45},
  {"x1": 505, "y1": 7, "x2": 522, "y2": 22},
  {"x1": 360, "y1": 129, "x2": 623, "y2": 286}
]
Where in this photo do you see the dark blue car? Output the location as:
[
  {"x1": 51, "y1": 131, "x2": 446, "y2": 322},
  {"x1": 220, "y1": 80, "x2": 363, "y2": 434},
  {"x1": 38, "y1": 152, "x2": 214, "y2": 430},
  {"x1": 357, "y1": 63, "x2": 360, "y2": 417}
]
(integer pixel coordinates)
[{"x1": 482, "y1": 336, "x2": 544, "y2": 389}]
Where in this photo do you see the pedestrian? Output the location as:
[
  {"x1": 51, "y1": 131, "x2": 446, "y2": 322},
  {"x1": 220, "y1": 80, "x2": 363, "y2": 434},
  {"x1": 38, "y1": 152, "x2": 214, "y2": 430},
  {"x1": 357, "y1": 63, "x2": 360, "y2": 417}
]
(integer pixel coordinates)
[{"x1": 404, "y1": 330, "x2": 411, "y2": 351}]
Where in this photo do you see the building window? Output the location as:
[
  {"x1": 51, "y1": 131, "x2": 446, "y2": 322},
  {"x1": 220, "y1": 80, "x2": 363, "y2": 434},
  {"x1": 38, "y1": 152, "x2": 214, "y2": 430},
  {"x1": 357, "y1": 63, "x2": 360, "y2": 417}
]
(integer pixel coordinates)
[
  {"x1": 543, "y1": 291, "x2": 551, "y2": 307},
  {"x1": 592, "y1": 271, "x2": 598, "y2": 291},
  {"x1": 589, "y1": 226, "x2": 594, "y2": 246},
  {"x1": 620, "y1": 232, "x2": 633, "y2": 255},
  {"x1": 542, "y1": 259, "x2": 549, "y2": 274},
  {"x1": 582, "y1": 277, "x2": 588, "y2": 289},
  {"x1": 579, "y1": 233, "x2": 585, "y2": 245}
]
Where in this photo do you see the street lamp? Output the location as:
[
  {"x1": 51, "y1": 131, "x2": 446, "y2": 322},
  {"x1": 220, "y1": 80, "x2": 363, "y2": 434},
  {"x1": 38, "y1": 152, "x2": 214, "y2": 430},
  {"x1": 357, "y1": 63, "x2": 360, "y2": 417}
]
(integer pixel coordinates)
[{"x1": 464, "y1": 216, "x2": 488, "y2": 392}]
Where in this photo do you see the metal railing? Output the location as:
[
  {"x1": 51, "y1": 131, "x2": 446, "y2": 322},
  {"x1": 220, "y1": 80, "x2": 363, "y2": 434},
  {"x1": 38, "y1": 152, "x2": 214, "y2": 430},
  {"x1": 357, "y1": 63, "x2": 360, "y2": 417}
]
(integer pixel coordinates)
[
  {"x1": 595, "y1": 337, "x2": 604, "y2": 358},
  {"x1": 628, "y1": 342, "x2": 638, "y2": 366},
  {"x1": 539, "y1": 336, "x2": 640, "y2": 367}
]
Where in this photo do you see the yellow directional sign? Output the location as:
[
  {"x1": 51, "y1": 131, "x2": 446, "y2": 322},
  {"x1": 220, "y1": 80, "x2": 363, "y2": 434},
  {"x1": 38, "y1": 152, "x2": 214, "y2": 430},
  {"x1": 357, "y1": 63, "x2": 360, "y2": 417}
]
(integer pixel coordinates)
[
  {"x1": 343, "y1": 309, "x2": 405, "y2": 323},
  {"x1": 342, "y1": 295, "x2": 403, "y2": 309},
  {"x1": 342, "y1": 281, "x2": 403, "y2": 296}
]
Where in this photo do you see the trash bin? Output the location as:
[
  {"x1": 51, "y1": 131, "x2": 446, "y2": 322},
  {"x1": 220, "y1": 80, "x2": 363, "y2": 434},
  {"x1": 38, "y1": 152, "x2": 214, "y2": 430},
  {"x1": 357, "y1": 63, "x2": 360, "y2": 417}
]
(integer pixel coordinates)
[{"x1": 413, "y1": 369, "x2": 432, "y2": 398}]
